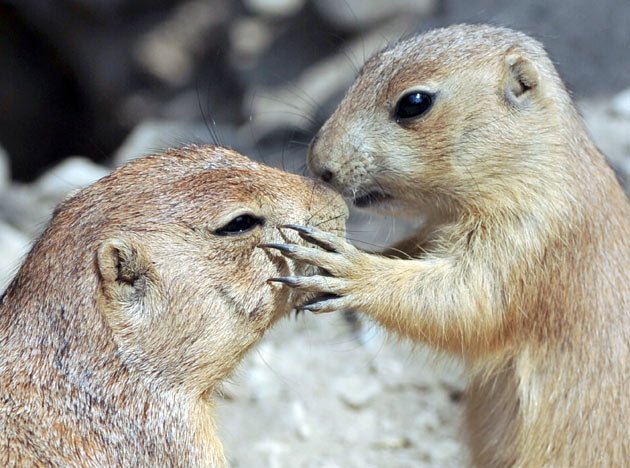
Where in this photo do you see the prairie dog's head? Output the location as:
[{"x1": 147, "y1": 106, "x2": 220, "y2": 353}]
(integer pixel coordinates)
[
  {"x1": 24, "y1": 145, "x2": 346, "y2": 393},
  {"x1": 309, "y1": 24, "x2": 575, "y2": 217}
]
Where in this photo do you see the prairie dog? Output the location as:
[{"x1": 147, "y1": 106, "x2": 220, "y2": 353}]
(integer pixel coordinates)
[
  {"x1": 267, "y1": 25, "x2": 630, "y2": 467},
  {"x1": 0, "y1": 145, "x2": 347, "y2": 466}
]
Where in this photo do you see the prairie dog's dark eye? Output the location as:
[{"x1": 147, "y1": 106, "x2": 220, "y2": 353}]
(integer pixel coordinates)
[
  {"x1": 394, "y1": 91, "x2": 433, "y2": 121},
  {"x1": 214, "y1": 214, "x2": 265, "y2": 236}
]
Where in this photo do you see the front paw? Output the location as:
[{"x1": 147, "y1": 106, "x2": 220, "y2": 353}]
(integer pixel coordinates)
[{"x1": 260, "y1": 225, "x2": 364, "y2": 313}]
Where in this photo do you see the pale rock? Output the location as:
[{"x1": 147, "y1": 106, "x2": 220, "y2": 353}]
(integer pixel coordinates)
[
  {"x1": 245, "y1": 342, "x2": 285, "y2": 401},
  {"x1": 113, "y1": 120, "x2": 248, "y2": 167},
  {"x1": 246, "y1": 367, "x2": 282, "y2": 402},
  {"x1": 1, "y1": 158, "x2": 108, "y2": 239},
  {"x1": 114, "y1": 120, "x2": 185, "y2": 165},
  {"x1": 0, "y1": 222, "x2": 30, "y2": 293},
  {"x1": 579, "y1": 99, "x2": 630, "y2": 192},
  {"x1": 133, "y1": 0, "x2": 229, "y2": 86},
  {"x1": 414, "y1": 410, "x2": 441, "y2": 434},
  {"x1": 243, "y1": 0, "x2": 306, "y2": 17},
  {"x1": 314, "y1": 0, "x2": 436, "y2": 30},
  {"x1": 254, "y1": 440, "x2": 289, "y2": 468},
  {"x1": 230, "y1": 17, "x2": 275, "y2": 64},
  {"x1": 335, "y1": 375, "x2": 382, "y2": 409},
  {"x1": 291, "y1": 399, "x2": 311, "y2": 440},
  {"x1": 610, "y1": 87, "x2": 630, "y2": 119},
  {"x1": 34, "y1": 157, "x2": 110, "y2": 202},
  {"x1": 0, "y1": 185, "x2": 55, "y2": 238},
  {"x1": 430, "y1": 439, "x2": 463, "y2": 464}
]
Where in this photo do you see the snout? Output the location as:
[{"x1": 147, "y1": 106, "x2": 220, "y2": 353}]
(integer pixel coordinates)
[
  {"x1": 307, "y1": 131, "x2": 331, "y2": 182},
  {"x1": 307, "y1": 127, "x2": 370, "y2": 198}
]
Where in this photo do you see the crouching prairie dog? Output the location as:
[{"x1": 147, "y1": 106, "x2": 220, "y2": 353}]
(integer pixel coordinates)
[
  {"x1": 266, "y1": 24, "x2": 630, "y2": 466},
  {"x1": 0, "y1": 145, "x2": 347, "y2": 466}
]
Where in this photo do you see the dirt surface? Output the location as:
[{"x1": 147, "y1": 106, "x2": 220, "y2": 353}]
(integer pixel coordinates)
[{"x1": 216, "y1": 314, "x2": 467, "y2": 468}]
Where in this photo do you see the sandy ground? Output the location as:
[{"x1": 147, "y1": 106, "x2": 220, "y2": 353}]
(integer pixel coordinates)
[{"x1": 216, "y1": 314, "x2": 467, "y2": 468}]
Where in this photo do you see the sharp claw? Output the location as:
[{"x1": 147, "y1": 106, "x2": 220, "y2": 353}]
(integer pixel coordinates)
[
  {"x1": 279, "y1": 224, "x2": 313, "y2": 234},
  {"x1": 267, "y1": 277, "x2": 299, "y2": 287},
  {"x1": 296, "y1": 293, "x2": 341, "y2": 311},
  {"x1": 296, "y1": 303, "x2": 319, "y2": 312},
  {"x1": 280, "y1": 224, "x2": 337, "y2": 252},
  {"x1": 258, "y1": 243, "x2": 295, "y2": 253}
]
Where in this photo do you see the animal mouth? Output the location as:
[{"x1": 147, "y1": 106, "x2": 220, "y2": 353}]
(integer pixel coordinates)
[{"x1": 353, "y1": 190, "x2": 392, "y2": 208}]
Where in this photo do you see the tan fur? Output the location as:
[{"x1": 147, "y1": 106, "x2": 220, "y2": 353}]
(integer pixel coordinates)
[
  {"x1": 303, "y1": 25, "x2": 629, "y2": 466},
  {"x1": 0, "y1": 145, "x2": 347, "y2": 466}
]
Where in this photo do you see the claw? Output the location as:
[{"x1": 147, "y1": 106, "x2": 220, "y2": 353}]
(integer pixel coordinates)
[
  {"x1": 279, "y1": 224, "x2": 313, "y2": 235},
  {"x1": 296, "y1": 293, "x2": 341, "y2": 311},
  {"x1": 280, "y1": 224, "x2": 338, "y2": 252},
  {"x1": 258, "y1": 243, "x2": 295, "y2": 253},
  {"x1": 267, "y1": 276, "x2": 300, "y2": 287}
]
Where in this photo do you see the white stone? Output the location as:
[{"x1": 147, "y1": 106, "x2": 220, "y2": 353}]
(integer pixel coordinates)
[
  {"x1": 579, "y1": 99, "x2": 630, "y2": 192},
  {"x1": 114, "y1": 120, "x2": 181, "y2": 166},
  {"x1": 254, "y1": 440, "x2": 289, "y2": 468},
  {"x1": 291, "y1": 399, "x2": 311, "y2": 440},
  {"x1": 0, "y1": 222, "x2": 30, "y2": 293},
  {"x1": 243, "y1": 0, "x2": 306, "y2": 17},
  {"x1": 414, "y1": 410, "x2": 441, "y2": 433},
  {"x1": 133, "y1": 0, "x2": 229, "y2": 86},
  {"x1": 34, "y1": 157, "x2": 110, "y2": 202},
  {"x1": 113, "y1": 120, "x2": 246, "y2": 167},
  {"x1": 335, "y1": 375, "x2": 382, "y2": 409},
  {"x1": 430, "y1": 439, "x2": 463, "y2": 463},
  {"x1": 1, "y1": 157, "x2": 109, "y2": 240},
  {"x1": 611, "y1": 87, "x2": 630, "y2": 119},
  {"x1": 314, "y1": 0, "x2": 436, "y2": 30},
  {"x1": 230, "y1": 17, "x2": 274, "y2": 62}
]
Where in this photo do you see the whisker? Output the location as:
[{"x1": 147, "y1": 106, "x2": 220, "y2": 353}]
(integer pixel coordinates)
[
  {"x1": 196, "y1": 79, "x2": 220, "y2": 146},
  {"x1": 252, "y1": 110, "x2": 319, "y2": 127}
]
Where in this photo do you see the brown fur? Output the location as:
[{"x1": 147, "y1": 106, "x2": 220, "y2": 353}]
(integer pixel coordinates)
[
  {"x1": 0, "y1": 145, "x2": 347, "y2": 466},
  {"x1": 282, "y1": 25, "x2": 629, "y2": 466}
]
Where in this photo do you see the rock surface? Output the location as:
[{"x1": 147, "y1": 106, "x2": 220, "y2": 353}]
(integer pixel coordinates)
[
  {"x1": 580, "y1": 99, "x2": 630, "y2": 192},
  {"x1": 215, "y1": 315, "x2": 468, "y2": 467},
  {"x1": 0, "y1": 222, "x2": 30, "y2": 292},
  {"x1": 611, "y1": 87, "x2": 630, "y2": 119}
]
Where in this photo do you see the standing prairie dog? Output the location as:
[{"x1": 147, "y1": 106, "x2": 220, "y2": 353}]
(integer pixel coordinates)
[
  {"x1": 0, "y1": 145, "x2": 347, "y2": 466},
  {"x1": 266, "y1": 24, "x2": 630, "y2": 466}
]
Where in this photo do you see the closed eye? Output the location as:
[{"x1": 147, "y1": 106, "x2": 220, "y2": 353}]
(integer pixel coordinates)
[{"x1": 214, "y1": 214, "x2": 265, "y2": 236}]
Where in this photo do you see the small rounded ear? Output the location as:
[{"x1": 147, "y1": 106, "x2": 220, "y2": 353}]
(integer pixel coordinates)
[
  {"x1": 504, "y1": 48, "x2": 540, "y2": 105},
  {"x1": 97, "y1": 238, "x2": 153, "y2": 302}
]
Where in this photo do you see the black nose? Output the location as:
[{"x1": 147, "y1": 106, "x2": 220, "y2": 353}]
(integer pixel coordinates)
[
  {"x1": 308, "y1": 131, "x2": 333, "y2": 182},
  {"x1": 320, "y1": 169, "x2": 333, "y2": 183}
]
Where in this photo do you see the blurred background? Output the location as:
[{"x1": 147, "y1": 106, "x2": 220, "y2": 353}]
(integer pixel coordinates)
[{"x1": 1, "y1": 1, "x2": 629, "y2": 466}]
